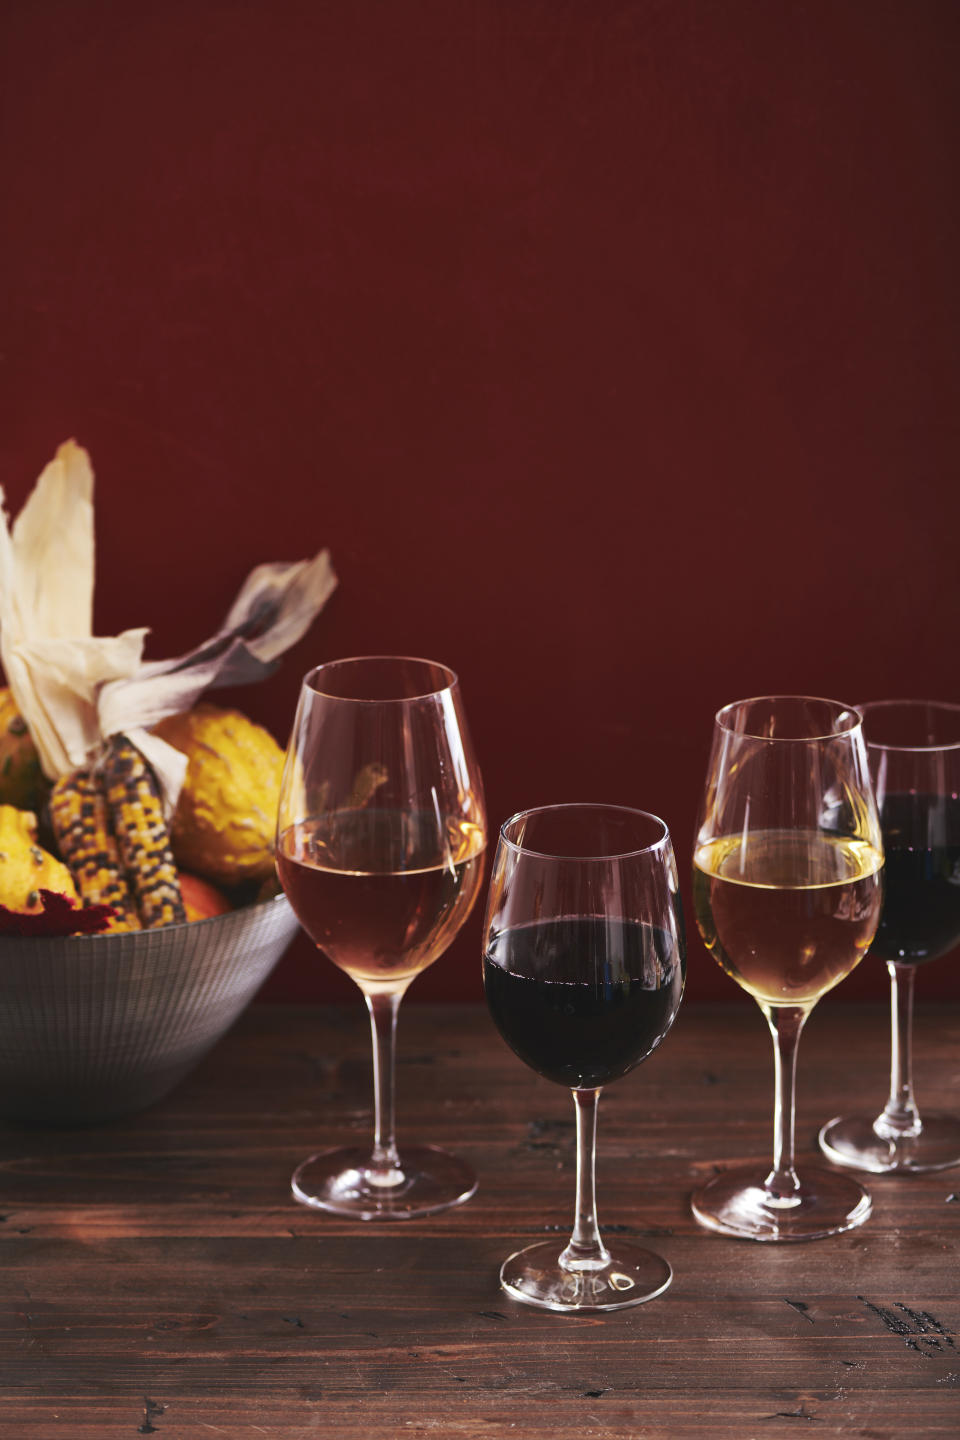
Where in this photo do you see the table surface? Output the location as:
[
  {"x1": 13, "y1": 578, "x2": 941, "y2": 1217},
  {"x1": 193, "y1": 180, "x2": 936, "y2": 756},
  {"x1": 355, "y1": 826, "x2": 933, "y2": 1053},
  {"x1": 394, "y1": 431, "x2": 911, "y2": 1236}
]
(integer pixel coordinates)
[{"x1": 1, "y1": 1000, "x2": 958, "y2": 1439}]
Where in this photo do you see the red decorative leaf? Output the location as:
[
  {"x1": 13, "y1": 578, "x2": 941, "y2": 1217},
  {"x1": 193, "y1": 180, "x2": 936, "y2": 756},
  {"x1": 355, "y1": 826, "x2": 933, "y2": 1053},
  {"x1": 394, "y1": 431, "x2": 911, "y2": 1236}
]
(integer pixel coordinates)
[{"x1": 0, "y1": 890, "x2": 115, "y2": 937}]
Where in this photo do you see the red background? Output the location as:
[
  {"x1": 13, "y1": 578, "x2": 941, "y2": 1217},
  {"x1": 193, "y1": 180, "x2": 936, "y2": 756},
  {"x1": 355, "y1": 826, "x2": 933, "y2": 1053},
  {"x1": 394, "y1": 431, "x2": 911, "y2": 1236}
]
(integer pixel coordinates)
[{"x1": 2, "y1": 1, "x2": 957, "y2": 1004}]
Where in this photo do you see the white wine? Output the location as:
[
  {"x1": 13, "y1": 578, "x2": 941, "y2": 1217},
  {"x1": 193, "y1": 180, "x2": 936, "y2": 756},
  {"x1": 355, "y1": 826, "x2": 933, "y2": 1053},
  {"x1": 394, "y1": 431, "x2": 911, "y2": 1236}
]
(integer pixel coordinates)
[{"x1": 693, "y1": 829, "x2": 883, "y2": 1007}]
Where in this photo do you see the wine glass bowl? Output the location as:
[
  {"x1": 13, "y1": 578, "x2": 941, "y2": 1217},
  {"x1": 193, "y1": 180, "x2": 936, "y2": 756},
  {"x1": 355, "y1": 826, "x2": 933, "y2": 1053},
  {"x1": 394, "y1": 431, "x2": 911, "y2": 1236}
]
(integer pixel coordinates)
[
  {"x1": 482, "y1": 803, "x2": 685, "y2": 1312},
  {"x1": 691, "y1": 696, "x2": 884, "y2": 1241},
  {"x1": 276, "y1": 656, "x2": 486, "y2": 1219},
  {"x1": 819, "y1": 699, "x2": 960, "y2": 1174}
]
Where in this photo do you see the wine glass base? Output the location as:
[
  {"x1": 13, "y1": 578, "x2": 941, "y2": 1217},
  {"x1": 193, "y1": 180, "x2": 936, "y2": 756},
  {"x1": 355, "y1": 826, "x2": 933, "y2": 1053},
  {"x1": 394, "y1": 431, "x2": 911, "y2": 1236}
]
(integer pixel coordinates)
[
  {"x1": 819, "y1": 1113, "x2": 960, "y2": 1174},
  {"x1": 499, "y1": 1240, "x2": 672, "y2": 1313},
  {"x1": 691, "y1": 1164, "x2": 871, "y2": 1242},
  {"x1": 291, "y1": 1144, "x2": 477, "y2": 1220}
]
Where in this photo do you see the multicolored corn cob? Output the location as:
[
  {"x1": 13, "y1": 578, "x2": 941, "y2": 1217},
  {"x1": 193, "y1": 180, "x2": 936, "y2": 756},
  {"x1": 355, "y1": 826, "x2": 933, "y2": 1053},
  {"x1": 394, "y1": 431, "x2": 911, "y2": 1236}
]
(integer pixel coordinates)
[
  {"x1": 49, "y1": 766, "x2": 141, "y2": 932},
  {"x1": 101, "y1": 737, "x2": 186, "y2": 928}
]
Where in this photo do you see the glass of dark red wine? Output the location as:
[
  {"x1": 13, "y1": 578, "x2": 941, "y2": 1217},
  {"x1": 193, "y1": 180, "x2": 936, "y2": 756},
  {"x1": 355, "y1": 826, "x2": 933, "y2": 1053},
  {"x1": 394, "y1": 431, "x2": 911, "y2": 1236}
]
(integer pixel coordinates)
[
  {"x1": 276, "y1": 656, "x2": 486, "y2": 1219},
  {"x1": 691, "y1": 696, "x2": 884, "y2": 1240},
  {"x1": 819, "y1": 700, "x2": 960, "y2": 1174},
  {"x1": 482, "y1": 803, "x2": 685, "y2": 1313}
]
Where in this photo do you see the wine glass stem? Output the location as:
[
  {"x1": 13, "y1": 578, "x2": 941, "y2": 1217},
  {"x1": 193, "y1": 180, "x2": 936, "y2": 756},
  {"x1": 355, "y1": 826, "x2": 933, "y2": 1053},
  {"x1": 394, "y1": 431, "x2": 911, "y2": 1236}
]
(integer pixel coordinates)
[
  {"x1": 365, "y1": 990, "x2": 404, "y2": 1184},
  {"x1": 559, "y1": 1087, "x2": 611, "y2": 1271},
  {"x1": 877, "y1": 961, "x2": 921, "y2": 1138},
  {"x1": 764, "y1": 1005, "x2": 808, "y2": 1202}
]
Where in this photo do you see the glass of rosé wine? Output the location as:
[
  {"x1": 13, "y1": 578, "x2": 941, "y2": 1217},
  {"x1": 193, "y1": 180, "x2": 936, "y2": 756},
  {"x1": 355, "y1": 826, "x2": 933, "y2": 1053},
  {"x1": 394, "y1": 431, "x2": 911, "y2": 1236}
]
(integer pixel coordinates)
[{"x1": 276, "y1": 656, "x2": 486, "y2": 1220}]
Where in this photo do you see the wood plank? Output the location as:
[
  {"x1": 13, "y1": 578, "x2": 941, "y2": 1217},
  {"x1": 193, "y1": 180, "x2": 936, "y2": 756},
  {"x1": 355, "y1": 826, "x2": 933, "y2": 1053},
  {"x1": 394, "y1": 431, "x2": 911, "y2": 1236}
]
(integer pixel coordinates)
[{"x1": 0, "y1": 1003, "x2": 958, "y2": 1437}]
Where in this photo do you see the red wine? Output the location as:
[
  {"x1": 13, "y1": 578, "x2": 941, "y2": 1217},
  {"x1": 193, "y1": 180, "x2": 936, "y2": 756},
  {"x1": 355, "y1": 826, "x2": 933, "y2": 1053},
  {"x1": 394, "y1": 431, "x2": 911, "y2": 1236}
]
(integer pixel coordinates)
[
  {"x1": 872, "y1": 793, "x2": 960, "y2": 966},
  {"x1": 483, "y1": 916, "x2": 684, "y2": 1090},
  {"x1": 277, "y1": 809, "x2": 485, "y2": 991}
]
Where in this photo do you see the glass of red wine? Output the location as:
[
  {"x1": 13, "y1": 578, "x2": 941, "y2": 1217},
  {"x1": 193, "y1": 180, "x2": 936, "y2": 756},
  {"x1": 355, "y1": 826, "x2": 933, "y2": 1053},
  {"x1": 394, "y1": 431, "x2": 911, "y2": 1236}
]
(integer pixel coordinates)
[
  {"x1": 276, "y1": 656, "x2": 486, "y2": 1219},
  {"x1": 819, "y1": 700, "x2": 960, "y2": 1173},
  {"x1": 482, "y1": 803, "x2": 685, "y2": 1312}
]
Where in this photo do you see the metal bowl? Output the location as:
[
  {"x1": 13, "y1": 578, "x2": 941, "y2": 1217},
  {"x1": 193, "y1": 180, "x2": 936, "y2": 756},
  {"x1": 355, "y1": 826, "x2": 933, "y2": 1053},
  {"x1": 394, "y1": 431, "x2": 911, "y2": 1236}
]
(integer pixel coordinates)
[{"x1": 0, "y1": 894, "x2": 300, "y2": 1125}]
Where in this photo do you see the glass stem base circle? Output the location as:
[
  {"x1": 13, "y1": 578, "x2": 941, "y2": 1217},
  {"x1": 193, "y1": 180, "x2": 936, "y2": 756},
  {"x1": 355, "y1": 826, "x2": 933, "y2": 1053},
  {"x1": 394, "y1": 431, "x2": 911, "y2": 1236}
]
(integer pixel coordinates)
[
  {"x1": 691, "y1": 1163, "x2": 871, "y2": 1242},
  {"x1": 499, "y1": 1239, "x2": 672, "y2": 1312},
  {"x1": 819, "y1": 1113, "x2": 960, "y2": 1174},
  {"x1": 291, "y1": 1144, "x2": 477, "y2": 1220}
]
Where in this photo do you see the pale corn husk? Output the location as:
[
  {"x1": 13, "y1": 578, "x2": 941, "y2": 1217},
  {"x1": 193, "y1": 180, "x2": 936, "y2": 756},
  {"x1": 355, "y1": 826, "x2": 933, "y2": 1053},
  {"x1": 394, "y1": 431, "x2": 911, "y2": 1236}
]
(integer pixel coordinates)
[{"x1": 0, "y1": 441, "x2": 337, "y2": 814}]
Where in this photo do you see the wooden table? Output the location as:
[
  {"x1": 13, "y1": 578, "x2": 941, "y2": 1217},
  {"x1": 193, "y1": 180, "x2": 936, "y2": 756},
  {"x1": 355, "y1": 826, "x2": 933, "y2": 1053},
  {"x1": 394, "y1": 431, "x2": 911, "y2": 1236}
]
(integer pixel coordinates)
[{"x1": 1, "y1": 1002, "x2": 958, "y2": 1438}]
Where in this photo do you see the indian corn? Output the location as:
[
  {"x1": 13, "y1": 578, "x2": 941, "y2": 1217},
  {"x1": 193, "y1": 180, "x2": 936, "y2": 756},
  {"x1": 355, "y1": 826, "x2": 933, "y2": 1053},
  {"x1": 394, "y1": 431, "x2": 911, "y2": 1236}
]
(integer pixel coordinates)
[
  {"x1": 101, "y1": 737, "x2": 186, "y2": 928},
  {"x1": 50, "y1": 738, "x2": 187, "y2": 930},
  {"x1": 50, "y1": 765, "x2": 141, "y2": 931}
]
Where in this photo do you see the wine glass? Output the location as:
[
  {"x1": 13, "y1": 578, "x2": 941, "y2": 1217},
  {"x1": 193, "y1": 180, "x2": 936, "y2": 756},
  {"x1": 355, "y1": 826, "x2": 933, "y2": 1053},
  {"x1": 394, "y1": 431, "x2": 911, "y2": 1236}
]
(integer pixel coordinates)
[
  {"x1": 691, "y1": 696, "x2": 884, "y2": 1241},
  {"x1": 482, "y1": 803, "x2": 685, "y2": 1312},
  {"x1": 819, "y1": 700, "x2": 960, "y2": 1173},
  {"x1": 276, "y1": 656, "x2": 486, "y2": 1219}
]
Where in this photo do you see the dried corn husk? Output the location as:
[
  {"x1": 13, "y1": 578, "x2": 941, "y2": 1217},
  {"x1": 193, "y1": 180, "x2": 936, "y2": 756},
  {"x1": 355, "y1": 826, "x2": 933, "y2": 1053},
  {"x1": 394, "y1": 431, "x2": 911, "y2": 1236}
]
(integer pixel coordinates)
[{"x1": 0, "y1": 441, "x2": 336, "y2": 815}]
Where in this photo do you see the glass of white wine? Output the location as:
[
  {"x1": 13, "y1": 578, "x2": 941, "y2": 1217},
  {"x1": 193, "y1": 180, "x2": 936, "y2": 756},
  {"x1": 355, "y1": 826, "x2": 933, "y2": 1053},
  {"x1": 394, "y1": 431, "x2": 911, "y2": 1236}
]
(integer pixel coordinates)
[
  {"x1": 691, "y1": 695, "x2": 884, "y2": 1241},
  {"x1": 276, "y1": 656, "x2": 486, "y2": 1220}
]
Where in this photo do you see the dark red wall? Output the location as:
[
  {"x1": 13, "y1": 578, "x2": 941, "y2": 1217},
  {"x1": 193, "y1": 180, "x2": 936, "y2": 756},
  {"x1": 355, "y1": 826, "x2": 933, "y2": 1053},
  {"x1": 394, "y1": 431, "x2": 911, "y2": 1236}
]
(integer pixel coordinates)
[{"x1": 2, "y1": 1, "x2": 957, "y2": 1004}]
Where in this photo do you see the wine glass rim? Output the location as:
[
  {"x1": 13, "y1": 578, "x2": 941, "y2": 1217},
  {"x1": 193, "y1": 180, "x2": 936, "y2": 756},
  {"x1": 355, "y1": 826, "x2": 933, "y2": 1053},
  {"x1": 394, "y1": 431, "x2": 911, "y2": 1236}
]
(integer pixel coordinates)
[
  {"x1": 856, "y1": 698, "x2": 960, "y2": 753},
  {"x1": 303, "y1": 655, "x2": 459, "y2": 702},
  {"x1": 498, "y1": 803, "x2": 671, "y2": 861},
  {"x1": 714, "y1": 693, "x2": 862, "y2": 741}
]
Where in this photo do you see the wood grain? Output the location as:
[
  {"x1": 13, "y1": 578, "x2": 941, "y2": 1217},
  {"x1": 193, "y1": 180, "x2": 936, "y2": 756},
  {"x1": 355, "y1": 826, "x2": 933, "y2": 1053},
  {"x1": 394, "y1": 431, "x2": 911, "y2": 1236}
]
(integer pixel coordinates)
[{"x1": 1, "y1": 1002, "x2": 958, "y2": 1438}]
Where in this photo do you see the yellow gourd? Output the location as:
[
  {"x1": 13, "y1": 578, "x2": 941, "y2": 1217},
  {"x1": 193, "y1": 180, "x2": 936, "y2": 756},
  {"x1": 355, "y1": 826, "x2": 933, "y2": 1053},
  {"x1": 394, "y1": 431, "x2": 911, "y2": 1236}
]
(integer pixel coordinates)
[
  {"x1": 153, "y1": 705, "x2": 285, "y2": 885},
  {"x1": 0, "y1": 690, "x2": 47, "y2": 812},
  {"x1": 0, "y1": 805, "x2": 78, "y2": 913}
]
